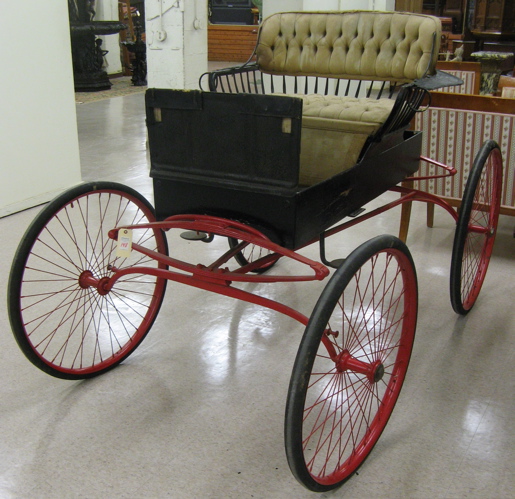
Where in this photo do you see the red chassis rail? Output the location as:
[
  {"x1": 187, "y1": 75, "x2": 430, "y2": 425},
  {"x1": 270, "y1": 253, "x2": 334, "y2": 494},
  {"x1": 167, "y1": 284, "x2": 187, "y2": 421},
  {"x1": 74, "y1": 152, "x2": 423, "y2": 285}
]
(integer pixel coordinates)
[
  {"x1": 106, "y1": 215, "x2": 329, "y2": 328},
  {"x1": 102, "y1": 157, "x2": 459, "y2": 327},
  {"x1": 308, "y1": 156, "x2": 460, "y2": 243}
]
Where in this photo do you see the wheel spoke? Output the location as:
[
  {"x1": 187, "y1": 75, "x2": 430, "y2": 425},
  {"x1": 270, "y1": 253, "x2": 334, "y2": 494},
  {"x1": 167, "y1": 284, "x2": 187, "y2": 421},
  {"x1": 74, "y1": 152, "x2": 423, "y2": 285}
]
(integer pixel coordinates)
[{"x1": 9, "y1": 183, "x2": 167, "y2": 378}]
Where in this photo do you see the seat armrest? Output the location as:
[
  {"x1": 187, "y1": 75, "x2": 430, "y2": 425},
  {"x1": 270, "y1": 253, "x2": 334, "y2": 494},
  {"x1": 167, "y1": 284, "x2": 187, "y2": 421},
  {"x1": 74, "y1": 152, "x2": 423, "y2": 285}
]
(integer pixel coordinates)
[
  {"x1": 414, "y1": 70, "x2": 463, "y2": 91},
  {"x1": 199, "y1": 63, "x2": 260, "y2": 92}
]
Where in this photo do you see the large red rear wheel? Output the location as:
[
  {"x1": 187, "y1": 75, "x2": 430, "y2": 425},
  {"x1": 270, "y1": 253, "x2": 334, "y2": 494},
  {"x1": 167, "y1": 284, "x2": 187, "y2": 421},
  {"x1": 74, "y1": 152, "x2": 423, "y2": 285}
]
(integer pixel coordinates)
[
  {"x1": 285, "y1": 235, "x2": 418, "y2": 491},
  {"x1": 450, "y1": 140, "x2": 502, "y2": 314}
]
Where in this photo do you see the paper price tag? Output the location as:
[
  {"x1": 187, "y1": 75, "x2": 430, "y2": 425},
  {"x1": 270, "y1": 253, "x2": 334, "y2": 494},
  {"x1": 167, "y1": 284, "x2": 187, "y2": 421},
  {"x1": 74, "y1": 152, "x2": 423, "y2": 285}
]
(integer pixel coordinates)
[{"x1": 116, "y1": 229, "x2": 133, "y2": 258}]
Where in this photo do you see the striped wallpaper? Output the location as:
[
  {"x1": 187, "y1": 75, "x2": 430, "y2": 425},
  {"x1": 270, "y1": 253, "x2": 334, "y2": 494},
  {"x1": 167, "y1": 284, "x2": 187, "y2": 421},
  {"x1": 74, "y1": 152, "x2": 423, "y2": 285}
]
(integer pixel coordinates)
[
  {"x1": 434, "y1": 70, "x2": 478, "y2": 94},
  {"x1": 414, "y1": 108, "x2": 515, "y2": 209}
]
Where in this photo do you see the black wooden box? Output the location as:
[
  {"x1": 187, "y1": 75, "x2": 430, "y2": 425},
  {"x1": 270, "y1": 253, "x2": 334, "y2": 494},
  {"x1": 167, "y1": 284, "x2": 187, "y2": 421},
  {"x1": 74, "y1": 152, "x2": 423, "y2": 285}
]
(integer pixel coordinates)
[{"x1": 146, "y1": 89, "x2": 422, "y2": 249}]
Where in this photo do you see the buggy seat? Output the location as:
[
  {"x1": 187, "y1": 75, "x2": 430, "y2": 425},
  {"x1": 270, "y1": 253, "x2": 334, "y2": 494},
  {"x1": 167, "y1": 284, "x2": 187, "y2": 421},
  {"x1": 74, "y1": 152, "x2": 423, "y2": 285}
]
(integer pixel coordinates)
[
  {"x1": 146, "y1": 11, "x2": 461, "y2": 249},
  {"x1": 204, "y1": 11, "x2": 444, "y2": 185}
]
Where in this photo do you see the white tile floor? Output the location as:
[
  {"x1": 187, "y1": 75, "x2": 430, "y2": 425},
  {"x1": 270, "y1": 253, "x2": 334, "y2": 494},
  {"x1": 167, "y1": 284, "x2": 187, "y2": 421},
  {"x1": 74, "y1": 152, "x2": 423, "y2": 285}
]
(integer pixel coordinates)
[{"x1": 1, "y1": 90, "x2": 514, "y2": 499}]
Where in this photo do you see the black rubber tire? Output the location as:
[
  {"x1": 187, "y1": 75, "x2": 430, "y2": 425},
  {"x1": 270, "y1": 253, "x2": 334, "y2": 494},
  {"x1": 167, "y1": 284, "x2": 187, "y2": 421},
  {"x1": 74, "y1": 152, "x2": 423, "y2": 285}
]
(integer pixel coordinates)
[
  {"x1": 285, "y1": 235, "x2": 418, "y2": 492},
  {"x1": 8, "y1": 182, "x2": 168, "y2": 379},
  {"x1": 450, "y1": 140, "x2": 502, "y2": 315}
]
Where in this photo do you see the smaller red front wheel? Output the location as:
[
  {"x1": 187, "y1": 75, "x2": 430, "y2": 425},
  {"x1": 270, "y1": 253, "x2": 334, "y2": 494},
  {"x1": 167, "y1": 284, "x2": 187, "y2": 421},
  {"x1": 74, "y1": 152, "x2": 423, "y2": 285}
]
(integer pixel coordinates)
[
  {"x1": 285, "y1": 235, "x2": 418, "y2": 492},
  {"x1": 8, "y1": 182, "x2": 168, "y2": 379},
  {"x1": 450, "y1": 140, "x2": 502, "y2": 315}
]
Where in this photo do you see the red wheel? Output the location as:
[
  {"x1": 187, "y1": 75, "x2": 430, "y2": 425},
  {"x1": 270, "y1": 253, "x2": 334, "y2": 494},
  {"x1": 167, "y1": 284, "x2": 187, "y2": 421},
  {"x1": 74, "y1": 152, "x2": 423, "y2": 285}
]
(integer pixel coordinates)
[
  {"x1": 227, "y1": 237, "x2": 279, "y2": 273},
  {"x1": 285, "y1": 235, "x2": 418, "y2": 491},
  {"x1": 450, "y1": 140, "x2": 502, "y2": 314},
  {"x1": 8, "y1": 182, "x2": 168, "y2": 379}
]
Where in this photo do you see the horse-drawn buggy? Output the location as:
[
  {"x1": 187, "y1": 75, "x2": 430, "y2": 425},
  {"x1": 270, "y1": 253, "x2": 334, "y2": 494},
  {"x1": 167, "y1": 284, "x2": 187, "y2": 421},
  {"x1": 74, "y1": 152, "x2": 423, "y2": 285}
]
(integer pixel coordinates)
[{"x1": 8, "y1": 11, "x2": 502, "y2": 491}]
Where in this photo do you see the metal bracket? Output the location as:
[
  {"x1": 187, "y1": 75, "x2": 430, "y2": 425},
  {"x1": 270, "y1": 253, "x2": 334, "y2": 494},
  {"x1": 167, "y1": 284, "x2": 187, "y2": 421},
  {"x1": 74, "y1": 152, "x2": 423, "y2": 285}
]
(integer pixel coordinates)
[{"x1": 319, "y1": 233, "x2": 345, "y2": 270}]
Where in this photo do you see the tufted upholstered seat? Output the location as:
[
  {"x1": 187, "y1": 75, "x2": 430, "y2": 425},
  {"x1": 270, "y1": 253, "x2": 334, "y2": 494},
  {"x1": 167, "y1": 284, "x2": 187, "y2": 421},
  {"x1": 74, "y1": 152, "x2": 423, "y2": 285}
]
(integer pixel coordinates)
[
  {"x1": 294, "y1": 94, "x2": 395, "y2": 184},
  {"x1": 204, "y1": 11, "x2": 443, "y2": 186},
  {"x1": 256, "y1": 11, "x2": 441, "y2": 82},
  {"x1": 254, "y1": 11, "x2": 441, "y2": 185}
]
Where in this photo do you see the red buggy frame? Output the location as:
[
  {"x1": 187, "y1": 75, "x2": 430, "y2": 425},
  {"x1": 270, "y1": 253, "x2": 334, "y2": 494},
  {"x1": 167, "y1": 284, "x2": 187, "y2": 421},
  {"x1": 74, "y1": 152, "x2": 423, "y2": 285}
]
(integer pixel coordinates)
[{"x1": 7, "y1": 87, "x2": 502, "y2": 491}]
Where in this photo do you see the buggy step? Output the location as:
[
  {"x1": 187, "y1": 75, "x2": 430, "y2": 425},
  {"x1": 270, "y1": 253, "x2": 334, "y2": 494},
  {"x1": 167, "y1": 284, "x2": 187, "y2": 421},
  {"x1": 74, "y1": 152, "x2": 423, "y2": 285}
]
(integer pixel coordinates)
[{"x1": 180, "y1": 231, "x2": 214, "y2": 243}]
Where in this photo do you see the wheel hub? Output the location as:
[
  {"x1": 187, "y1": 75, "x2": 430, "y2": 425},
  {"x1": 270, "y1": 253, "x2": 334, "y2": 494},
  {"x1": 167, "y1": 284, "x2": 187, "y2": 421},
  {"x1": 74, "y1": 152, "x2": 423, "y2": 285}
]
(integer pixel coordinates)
[
  {"x1": 373, "y1": 362, "x2": 385, "y2": 383},
  {"x1": 78, "y1": 270, "x2": 110, "y2": 295},
  {"x1": 336, "y1": 350, "x2": 385, "y2": 384}
]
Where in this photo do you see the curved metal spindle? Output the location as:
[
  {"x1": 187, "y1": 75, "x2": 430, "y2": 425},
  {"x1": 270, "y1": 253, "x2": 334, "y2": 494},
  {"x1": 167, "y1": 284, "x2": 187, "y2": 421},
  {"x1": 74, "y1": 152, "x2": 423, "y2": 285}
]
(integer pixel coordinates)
[
  {"x1": 239, "y1": 72, "x2": 246, "y2": 92},
  {"x1": 377, "y1": 80, "x2": 386, "y2": 99},
  {"x1": 345, "y1": 79, "x2": 351, "y2": 96},
  {"x1": 232, "y1": 73, "x2": 240, "y2": 93},
  {"x1": 389, "y1": 82, "x2": 398, "y2": 99},
  {"x1": 219, "y1": 77, "x2": 227, "y2": 93},
  {"x1": 354, "y1": 80, "x2": 362, "y2": 98},
  {"x1": 366, "y1": 80, "x2": 374, "y2": 98},
  {"x1": 225, "y1": 75, "x2": 234, "y2": 93},
  {"x1": 251, "y1": 71, "x2": 258, "y2": 94}
]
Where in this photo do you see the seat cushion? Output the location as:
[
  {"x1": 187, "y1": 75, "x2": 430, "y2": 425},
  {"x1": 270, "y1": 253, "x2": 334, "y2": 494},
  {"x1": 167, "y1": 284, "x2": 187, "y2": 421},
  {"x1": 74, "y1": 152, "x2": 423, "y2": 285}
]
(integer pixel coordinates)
[
  {"x1": 300, "y1": 94, "x2": 395, "y2": 123},
  {"x1": 296, "y1": 94, "x2": 395, "y2": 185}
]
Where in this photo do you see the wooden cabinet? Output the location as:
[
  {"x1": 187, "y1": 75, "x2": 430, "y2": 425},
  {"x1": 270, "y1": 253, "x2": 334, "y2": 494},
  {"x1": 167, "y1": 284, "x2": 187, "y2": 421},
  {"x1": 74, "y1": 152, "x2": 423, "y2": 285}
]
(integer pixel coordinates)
[
  {"x1": 441, "y1": 0, "x2": 467, "y2": 33},
  {"x1": 208, "y1": 25, "x2": 258, "y2": 62},
  {"x1": 471, "y1": 0, "x2": 515, "y2": 36},
  {"x1": 395, "y1": 0, "x2": 423, "y2": 12},
  {"x1": 419, "y1": 0, "x2": 467, "y2": 33}
]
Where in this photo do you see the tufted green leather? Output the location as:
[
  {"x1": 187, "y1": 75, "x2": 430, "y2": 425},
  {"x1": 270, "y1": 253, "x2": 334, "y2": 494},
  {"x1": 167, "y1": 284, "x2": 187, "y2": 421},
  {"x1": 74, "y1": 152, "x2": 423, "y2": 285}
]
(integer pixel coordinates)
[{"x1": 256, "y1": 11, "x2": 441, "y2": 83}]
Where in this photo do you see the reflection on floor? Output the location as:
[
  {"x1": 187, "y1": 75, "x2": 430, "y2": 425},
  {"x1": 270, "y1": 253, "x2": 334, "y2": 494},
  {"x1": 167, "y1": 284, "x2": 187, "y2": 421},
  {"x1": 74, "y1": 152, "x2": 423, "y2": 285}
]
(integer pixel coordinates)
[{"x1": 0, "y1": 83, "x2": 514, "y2": 498}]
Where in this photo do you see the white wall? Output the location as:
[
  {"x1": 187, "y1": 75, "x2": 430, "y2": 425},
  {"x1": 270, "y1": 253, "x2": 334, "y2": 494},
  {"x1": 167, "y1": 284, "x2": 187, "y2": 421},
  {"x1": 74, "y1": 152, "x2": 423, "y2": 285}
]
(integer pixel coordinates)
[
  {"x1": 184, "y1": 0, "x2": 209, "y2": 89},
  {"x1": 146, "y1": 0, "x2": 208, "y2": 89},
  {"x1": 0, "y1": 1, "x2": 81, "y2": 217},
  {"x1": 368, "y1": 0, "x2": 396, "y2": 9},
  {"x1": 263, "y1": 1, "x2": 303, "y2": 19},
  {"x1": 343, "y1": 0, "x2": 374, "y2": 8},
  {"x1": 303, "y1": 0, "x2": 339, "y2": 9}
]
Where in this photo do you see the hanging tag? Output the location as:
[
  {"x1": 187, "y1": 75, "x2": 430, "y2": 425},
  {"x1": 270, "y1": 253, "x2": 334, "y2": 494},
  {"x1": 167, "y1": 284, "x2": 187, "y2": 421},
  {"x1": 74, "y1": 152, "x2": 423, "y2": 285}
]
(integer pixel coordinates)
[{"x1": 116, "y1": 229, "x2": 133, "y2": 258}]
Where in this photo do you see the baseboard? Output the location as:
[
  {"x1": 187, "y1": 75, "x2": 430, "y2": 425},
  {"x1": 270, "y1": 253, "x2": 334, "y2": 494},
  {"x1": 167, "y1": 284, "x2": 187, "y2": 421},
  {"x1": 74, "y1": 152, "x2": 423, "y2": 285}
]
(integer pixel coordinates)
[{"x1": 0, "y1": 182, "x2": 83, "y2": 218}]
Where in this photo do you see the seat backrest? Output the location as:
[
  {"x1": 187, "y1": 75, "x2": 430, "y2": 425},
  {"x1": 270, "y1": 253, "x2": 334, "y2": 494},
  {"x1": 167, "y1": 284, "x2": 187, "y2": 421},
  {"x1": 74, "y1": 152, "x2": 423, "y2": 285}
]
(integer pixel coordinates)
[{"x1": 255, "y1": 11, "x2": 441, "y2": 84}]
